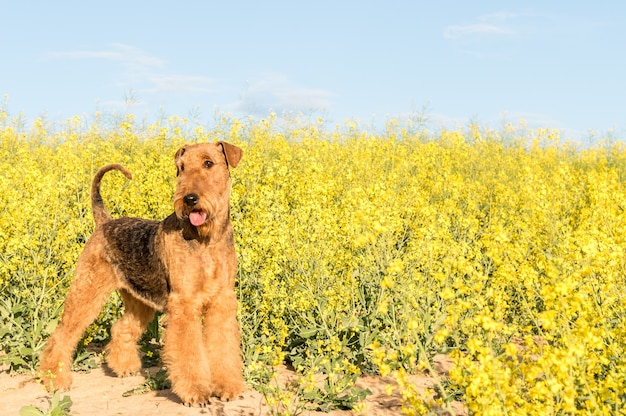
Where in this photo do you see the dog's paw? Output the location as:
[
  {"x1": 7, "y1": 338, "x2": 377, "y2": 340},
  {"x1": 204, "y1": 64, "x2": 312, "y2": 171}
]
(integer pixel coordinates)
[
  {"x1": 109, "y1": 365, "x2": 140, "y2": 378},
  {"x1": 177, "y1": 385, "x2": 213, "y2": 407},
  {"x1": 39, "y1": 376, "x2": 72, "y2": 392},
  {"x1": 106, "y1": 350, "x2": 142, "y2": 377},
  {"x1": 38, "y1": 364, "x2": 73, "y2": 392},
  {"x1": 213, "y1": 382, "x2": 246, "y2": 401},
  {"x1": 183, "y1": 399, "x2": 210, "y2": 408},
  {"x1": 115, "y1": 369, "x2": 140, "y2": 378}
]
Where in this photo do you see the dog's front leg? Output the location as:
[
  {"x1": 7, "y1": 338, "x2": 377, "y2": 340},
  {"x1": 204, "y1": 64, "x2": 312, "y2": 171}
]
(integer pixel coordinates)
[
  {"x1": 162, "y1": 293, "x2": 213, "y2": 406},
  {"x1": 203, "y1": 288, "x2": 246, "y2": 400}
]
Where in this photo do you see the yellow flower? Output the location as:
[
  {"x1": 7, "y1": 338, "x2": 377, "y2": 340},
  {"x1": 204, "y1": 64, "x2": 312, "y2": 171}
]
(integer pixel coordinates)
[
  {"x1": 4, "y1": 113, "x2": 626, "y2": 415},
  {"x1": 380, "y1": 275, "x2": 395, "y2": 290},
  {"x1": 433, "y1": 328, "x2": 450, "y2": 344},
  {"x1": 386, "y1": 258, "x2": 405, "y2": 275},
  {"x1": 377, "y1": 299, "x2": 389, "y2": 314}
]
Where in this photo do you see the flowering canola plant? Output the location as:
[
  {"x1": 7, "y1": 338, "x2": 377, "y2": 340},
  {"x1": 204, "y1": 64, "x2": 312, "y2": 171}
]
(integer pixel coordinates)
[{"x1": 1, "y1": 109, "x2": 626, "y2": 415}]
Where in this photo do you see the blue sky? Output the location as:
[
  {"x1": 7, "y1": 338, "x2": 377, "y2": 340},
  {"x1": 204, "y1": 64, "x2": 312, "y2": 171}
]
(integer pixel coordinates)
[{"x1": 2, "y1": 1, "x2": 625, "y2": 140}]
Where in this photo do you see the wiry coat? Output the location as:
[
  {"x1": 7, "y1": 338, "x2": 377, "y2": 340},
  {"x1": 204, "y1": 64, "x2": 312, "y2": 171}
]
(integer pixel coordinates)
[{"x1": 38, "y1": 142, "x2": 245, "y2": 406}]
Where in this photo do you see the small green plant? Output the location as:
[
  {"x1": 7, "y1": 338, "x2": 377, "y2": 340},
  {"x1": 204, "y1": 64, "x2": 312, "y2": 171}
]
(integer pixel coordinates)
[
  {"x1": 255, "y1": 366, "x2": 308, "y2": 416},
  {"x1": 302, "y1": 371, "x2": 370, "y2": 412},
  {"x1": 139, "y1": 342, "x2": 162, "y2": 368},
  {"x1": 122, "y1": 368, "x2": 171, "y2": 396},
  {"x1": 19, "y1": 392, "x2": 73, "y2": 416},
  {"x1": 0, "y1": 292, "x2": 60, "y2": 372},
  {"x1": 254, "y1": 361, "x2": 370, "y2": 415},
  {"x1": 71, "y1": 349, "x2": 99, "y2": 371},
  {"x1": 139, "y1": 313, "x2": 163, "y2": 368}
]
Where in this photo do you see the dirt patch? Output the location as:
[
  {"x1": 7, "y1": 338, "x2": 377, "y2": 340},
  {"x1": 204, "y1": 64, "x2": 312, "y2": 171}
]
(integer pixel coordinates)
[{"x1": 0, "y1": 362, "x2": 466, "y2": 415}]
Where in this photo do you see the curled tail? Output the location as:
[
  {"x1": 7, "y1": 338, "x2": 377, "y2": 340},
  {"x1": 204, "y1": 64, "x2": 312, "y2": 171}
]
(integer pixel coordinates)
[{"x1": 91, "y1": 164, "x2": 133, "y2": 227}]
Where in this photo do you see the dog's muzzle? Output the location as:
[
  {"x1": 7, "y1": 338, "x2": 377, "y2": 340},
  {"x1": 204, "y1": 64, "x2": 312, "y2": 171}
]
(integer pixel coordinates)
[{"x1": 183, "y1": 193, "x2": 199, "y2": 207}]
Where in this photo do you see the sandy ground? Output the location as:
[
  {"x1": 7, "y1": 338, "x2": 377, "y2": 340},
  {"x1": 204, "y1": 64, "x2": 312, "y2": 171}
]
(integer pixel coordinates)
[{"x1": 0, "y1": 358, "x2": 466, "y2": 416}]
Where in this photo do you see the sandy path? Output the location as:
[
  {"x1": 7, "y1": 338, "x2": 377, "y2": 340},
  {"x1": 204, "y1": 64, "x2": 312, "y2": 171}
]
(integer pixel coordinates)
[{"x1": 0, "y1": 362, "x2": 465, "y2": 415}]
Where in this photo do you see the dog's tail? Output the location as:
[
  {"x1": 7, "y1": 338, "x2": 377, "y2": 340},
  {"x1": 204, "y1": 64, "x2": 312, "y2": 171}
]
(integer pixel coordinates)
[{"x1": 91, "y1": 164, "x2": 133, "y2": 227}]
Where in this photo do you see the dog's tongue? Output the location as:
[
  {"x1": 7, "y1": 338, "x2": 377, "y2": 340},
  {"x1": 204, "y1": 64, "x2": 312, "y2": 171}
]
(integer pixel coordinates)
[{"x1": 189, "y1": 211, "x2": 207, "y2": 226}]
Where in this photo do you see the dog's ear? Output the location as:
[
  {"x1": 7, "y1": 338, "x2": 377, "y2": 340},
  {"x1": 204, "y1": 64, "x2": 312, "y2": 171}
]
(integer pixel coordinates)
[
  {"x1": 219, "y1": 142, "x2": 243, "y2": 168},
  {"x1": 174, "y1": 146, "x2": 187, "y2": 175}
]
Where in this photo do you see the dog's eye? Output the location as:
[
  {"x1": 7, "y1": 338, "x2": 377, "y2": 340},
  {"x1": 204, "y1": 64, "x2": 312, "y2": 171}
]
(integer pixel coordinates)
[{"x1": 204, "y1": 160, "x2": 214, "y2": 169}]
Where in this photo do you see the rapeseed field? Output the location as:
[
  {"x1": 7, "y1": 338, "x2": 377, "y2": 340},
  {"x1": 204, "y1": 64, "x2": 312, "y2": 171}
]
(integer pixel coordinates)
[{"x1": 1, "y1": 109, "x2": 625, "y2": 415}]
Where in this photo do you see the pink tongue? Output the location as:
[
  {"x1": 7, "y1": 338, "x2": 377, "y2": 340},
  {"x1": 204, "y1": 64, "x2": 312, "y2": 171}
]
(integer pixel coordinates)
[{"x1": 189, "y1": 211, "x2": 207, "y2": 226}]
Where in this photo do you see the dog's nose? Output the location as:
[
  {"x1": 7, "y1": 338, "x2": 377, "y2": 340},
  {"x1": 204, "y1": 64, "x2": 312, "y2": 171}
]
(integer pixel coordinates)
[{"x1": 183, "y1": 193, "x2": 199, "y2": 207}]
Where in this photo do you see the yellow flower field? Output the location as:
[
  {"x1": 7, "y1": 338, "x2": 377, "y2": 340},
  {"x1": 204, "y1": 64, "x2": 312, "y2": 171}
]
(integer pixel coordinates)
[{"x1": 1, "y1": 109, "x2": 625, "y2": 415}]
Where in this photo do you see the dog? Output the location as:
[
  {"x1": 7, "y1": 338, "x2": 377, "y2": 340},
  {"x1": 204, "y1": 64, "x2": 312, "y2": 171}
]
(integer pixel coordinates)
[{"x1": 38, "y1": 142, "x2": 245, "y2": 406}]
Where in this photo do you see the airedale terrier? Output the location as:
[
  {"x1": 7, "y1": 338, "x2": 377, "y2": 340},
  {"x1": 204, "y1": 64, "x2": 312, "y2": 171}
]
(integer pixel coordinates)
[{"x1": 38, "y1": 142, "x2": 245, "y2": 406}]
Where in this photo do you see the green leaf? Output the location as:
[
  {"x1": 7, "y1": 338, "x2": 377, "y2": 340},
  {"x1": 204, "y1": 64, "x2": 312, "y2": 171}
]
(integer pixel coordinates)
[
  {"x1": 0, "y1": 327, "x2": 10, "y2": 338},
  {"x1": 8, "y1": 354, "x2": 27, "y2": 366},
  {"x1": 19, "y1": 347, "x2": 34, "y2": 356},
  {"x1": 45, "y1": 319, "x2": 59, "y2": 335},
  {"x1": 19, "y1": 405, "x2": 44, "y2": 416},
  {"x1": 59, "y1": 395, "x2": 73, "y2": 410},
  {"x1": 299, "y1": 327, "x2": 318, "y2": 339}
]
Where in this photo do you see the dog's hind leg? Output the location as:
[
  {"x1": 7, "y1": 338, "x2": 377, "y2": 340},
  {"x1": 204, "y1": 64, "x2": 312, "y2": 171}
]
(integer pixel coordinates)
[
  {"x1": 38, "y1": 247, "x2": 117, "y2": 391},
  {"x1": 106, "y1": 289, "x2": 155, "y2": 377}
]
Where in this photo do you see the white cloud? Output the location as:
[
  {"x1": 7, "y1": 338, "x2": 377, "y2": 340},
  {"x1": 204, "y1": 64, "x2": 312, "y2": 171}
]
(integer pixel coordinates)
[
  {"x1": 234, "y1": 73, "x2": 334, "y2": 116},
  {"x1": 481, "y1": 11, "x2": 520, "y2": 22},
  {"x1": 499, "y1": 110, "x2": 563, "y2": 130},
  {"x1": 443, "y1": 11, "x2": 522, "y2": 40},
  {"x1": 444, "y1": 23, "x2": 514, "y2": 39},
  {"x1": 44, "y1": 45, "x2": 334, "y2": 117},
  {"x1": 45, "y1": 44, "x2": 219, "y2": 100},
  {"x1": 147, "y1": 75, "x2": 217, "y2": 94}
]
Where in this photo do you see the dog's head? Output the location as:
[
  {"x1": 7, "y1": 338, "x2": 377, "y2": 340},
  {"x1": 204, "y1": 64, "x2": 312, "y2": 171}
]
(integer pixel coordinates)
[{"x1": 173, "y1": 142, "x2": 243, "y2": 237}]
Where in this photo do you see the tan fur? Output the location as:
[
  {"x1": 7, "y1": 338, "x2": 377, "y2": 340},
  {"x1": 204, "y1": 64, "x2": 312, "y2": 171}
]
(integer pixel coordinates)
[{"x1": 38, "y1": 142, "x2": 245, "y2": 406}]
